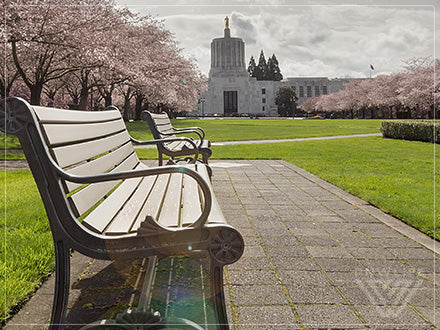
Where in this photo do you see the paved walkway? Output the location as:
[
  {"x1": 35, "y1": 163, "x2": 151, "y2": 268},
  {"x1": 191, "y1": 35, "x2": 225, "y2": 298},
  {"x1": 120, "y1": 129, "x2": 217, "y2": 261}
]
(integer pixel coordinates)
[{"x1": 4, "y1": 160, "x2": 439, "y2": 329}]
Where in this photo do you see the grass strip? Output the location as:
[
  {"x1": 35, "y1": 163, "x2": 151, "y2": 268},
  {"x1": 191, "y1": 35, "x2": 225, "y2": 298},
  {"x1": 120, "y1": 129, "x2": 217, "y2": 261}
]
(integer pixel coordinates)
[{"x1": 1, "y1": 170, "x2": 55, "y2": 322}]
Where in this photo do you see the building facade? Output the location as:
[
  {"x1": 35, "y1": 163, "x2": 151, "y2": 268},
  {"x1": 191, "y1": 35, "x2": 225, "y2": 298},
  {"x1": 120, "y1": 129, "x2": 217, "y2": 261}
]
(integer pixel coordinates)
[{"x1": 200, "y1": 19, "x2": 355, "y2": 117}]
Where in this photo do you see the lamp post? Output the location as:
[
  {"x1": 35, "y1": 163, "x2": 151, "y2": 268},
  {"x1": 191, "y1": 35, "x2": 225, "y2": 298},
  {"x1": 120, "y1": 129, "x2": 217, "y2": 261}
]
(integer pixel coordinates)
[{"x1": 199, "y1": 96, "x2": 205, "y2": 117}]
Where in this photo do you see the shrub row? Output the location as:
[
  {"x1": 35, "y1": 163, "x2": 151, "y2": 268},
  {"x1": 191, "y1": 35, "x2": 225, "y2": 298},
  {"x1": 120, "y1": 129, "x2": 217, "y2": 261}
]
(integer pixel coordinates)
[{"x1": 381, "y1": 120, "x2": 439, "y2": 144}]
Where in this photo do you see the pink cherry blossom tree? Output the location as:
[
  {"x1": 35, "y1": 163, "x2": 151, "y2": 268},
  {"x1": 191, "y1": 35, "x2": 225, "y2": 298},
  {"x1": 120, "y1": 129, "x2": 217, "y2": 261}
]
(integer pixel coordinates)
[{"x1": 4, "y1": 0, "x2": 138, "y2": 105}]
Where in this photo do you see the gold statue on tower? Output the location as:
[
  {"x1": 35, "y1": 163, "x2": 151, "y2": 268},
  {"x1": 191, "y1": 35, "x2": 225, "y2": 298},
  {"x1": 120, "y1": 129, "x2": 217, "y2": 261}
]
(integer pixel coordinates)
[{"x1": 225, "y1": 16, "x2": 229, "y2": 29}]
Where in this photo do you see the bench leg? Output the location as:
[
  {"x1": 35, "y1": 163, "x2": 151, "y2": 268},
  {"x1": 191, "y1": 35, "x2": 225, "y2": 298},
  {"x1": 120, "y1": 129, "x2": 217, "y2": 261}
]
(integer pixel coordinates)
[
  {"x1": 158, "y1": 152, "x2": 163, "y2": 166},
  {"x1": 49, "y1": 241, "x2": 70, "y2": 330},
  {"x1": 202, "y1": 153, "x2": 209, "y2": 165},
  {"x1": 210, "y1": 262, "x2": 229, "y2": 330}
]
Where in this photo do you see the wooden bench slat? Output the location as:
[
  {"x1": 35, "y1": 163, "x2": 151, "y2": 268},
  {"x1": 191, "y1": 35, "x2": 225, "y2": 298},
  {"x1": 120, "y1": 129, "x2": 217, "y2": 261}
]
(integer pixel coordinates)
[
  {"x1": 69, "y1": 153, "x2": 139, "y2": 215},
  {"x1": 52, "y1": 130, "x2": 131, "y2": 168},
  {"x1": 156, "y1": 122, "x2": 173, "y2": 129},
  {"x1": 198, "y1": 165, "x2": 226, "y2": 225},
  {"x1": 33, "y1": 106, "x2": 122, "y2": 123},
  {"x1": 42, "y1": 119, "x2": 126, "y2": 146},
  {"x1": 133, "y1": 173, "x2": 170, "y2": 228},
  {"x1": 155, "y1": 118, "x2": 172, "y2": 125},
  {"x1": 157, "y1": 126, "x2": 174, "y2": 137},
  {"x1": 164, "y1": 140, "x2": 185, "y2": 151},
  {"x1": 65, "y1": 142, "x2": 134, "y2": 192},
  {"x1": 181, "y1": 174, "x2": 202, "y2": 226},
  {"x1": 150, "y1": 113, "x2": 169, "y2": 121},
  {"x1": 83, "y1": 173, "x2": 143, "y2": 234},
  {"x1": 157, "y1": 173, "x2": 183, "y2": 228},
  {"x1": 104, "y1": 174, "x2": 157, "y2": 235}
]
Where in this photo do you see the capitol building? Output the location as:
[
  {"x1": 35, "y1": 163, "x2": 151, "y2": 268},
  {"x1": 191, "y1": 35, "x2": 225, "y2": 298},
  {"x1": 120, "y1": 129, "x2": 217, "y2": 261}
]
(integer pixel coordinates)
[{"x1": 199, "y1": 18, "x2": 356, "y2": 116}]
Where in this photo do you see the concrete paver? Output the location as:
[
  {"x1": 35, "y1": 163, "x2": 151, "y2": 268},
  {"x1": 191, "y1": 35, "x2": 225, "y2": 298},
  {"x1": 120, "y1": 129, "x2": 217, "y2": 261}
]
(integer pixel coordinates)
[{"x1": 4, "y1": 159, "x2": 439, "y2": 329}]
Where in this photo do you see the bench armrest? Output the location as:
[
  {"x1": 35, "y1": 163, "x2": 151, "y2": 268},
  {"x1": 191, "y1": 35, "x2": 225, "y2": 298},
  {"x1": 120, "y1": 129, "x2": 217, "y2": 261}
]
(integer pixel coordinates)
[
  {"x1": 50, "y1": 158, "x2": 212, "y2": 229},
  {"x1": 158, "y1": 128, "x2": 204, "y2": 142},
  {"x1": 173, "y1": 127, "x2": 206, "y2": 140},
  {"x1": 131, "y1": 136, "x2": 199, "y2": 162}
]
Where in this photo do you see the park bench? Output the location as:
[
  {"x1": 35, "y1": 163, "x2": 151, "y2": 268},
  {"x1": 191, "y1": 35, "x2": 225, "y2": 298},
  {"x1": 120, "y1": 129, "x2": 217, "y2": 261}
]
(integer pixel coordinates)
[
  {"x1": 142, "y1": 111, "x2": 212, "y2": 166},
  {"x1": 1, "y1": 97, "x2": 244, "y2": 329}
]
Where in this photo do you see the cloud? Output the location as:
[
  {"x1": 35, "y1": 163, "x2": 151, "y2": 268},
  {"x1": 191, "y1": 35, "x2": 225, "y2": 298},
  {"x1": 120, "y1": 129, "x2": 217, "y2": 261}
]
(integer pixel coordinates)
[
  {"x1": 115, "y1": 1, "x2": 437, "y2": 79},
  {"x1": 230, "y1": 12, "x2": 258, "y2": 44}
]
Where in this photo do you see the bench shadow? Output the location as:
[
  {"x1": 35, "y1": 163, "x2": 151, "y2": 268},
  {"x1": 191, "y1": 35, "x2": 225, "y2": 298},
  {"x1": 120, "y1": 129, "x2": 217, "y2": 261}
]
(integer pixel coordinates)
[
  {"x1": 64, "y1": 258, "x2": 142, "y2": 329},
  {"x1": 63, "y1": 257, "x2": 217, "y2": 329}
]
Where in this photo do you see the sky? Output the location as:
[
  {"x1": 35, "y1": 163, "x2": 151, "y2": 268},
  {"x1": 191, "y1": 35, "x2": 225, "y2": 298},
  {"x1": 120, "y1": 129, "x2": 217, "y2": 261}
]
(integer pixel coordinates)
[{"x1": 114, "y1": 0, "x2": 439, "y2": 79}]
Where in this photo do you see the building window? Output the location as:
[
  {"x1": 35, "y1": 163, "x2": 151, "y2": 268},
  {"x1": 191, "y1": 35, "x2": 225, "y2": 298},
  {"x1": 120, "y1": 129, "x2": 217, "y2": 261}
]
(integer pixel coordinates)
[
  {"x1": 315, "y1": 86, "x2": 320, "y2": 96},
  {"x1": 299, "y1": 86, "x2": 304, "y2": 97},
  {"x1": 323, "y1": 86, "x2": 328, "y2": 95},
  {"x1": 262, "y1": 106, "x2": 265, "y2": 111},
  {"x1": 262, "y1": 88, "x2": 266, "y2": 95},
  {"x1": 262, "y1": 98, "x2": 266, "y2": 104},
  {"x1": 307, "y1": 86, "x2": 312, "y2": 98}
]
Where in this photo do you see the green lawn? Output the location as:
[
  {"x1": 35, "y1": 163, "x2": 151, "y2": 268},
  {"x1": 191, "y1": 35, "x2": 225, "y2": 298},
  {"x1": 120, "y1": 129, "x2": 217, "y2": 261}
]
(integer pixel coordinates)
[
  {"x1": 127, "y1": 118, "x2": 381, "y2": 142},
  {"x1": 1, "y1": 120, "x2": 438, "y2": 323},
  {"x1": 1, "y1": 171, "x2": 55, "y2": 322}
]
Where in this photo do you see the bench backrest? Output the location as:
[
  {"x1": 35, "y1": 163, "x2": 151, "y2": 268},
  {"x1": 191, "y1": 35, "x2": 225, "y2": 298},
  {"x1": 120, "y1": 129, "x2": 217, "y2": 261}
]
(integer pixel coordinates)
[
  {"x1": 36, "y1": 106, "x2": 141, "y2": 218},
  {"x1": 2, "y1": 99, "x2": 140, "y2": 221},
  {"x1": 143, "y1": 111, "x2": 175, "y2": 139}
]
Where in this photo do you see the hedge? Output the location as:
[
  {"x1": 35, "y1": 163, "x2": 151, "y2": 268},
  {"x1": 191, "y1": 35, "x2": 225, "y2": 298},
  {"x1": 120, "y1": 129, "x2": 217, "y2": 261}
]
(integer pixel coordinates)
[{"x1": 381, "y1": 120, "x2": 439, "y2": 144}]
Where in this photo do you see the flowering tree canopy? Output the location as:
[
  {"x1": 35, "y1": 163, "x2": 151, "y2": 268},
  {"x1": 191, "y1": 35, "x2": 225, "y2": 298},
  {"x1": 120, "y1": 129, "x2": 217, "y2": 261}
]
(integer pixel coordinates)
[
  {"x1": 2, "y1": 0, "x2": 206, "y2": 114},
  {"x1": 300, "y1": 57, "x2": 439, "y2": 119}
]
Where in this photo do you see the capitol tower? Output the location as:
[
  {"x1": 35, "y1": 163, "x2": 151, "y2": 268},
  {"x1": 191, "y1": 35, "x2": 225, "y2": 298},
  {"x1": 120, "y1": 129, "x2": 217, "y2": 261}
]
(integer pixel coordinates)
[
  {"x1": 200, "y1": 16, "x2": 351, "y2": 117},
  {"x1": 203, "y1": 16, "x2": 265, "y2": 116}
]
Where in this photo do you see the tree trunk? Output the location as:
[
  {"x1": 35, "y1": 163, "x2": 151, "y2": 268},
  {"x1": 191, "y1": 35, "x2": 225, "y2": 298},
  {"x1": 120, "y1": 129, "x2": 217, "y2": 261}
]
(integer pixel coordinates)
[
  {"x1": 120, "y1": 87, "x2": 133, "y2": 121},
  {"x1": 104, "y1": 94, "x2": 112, "y2": 108},
  {"x1": 79, "y1": 87, "x2": 89, "y2": 110},
  {"x1": 30, "y1": 84, "x2": 43, "y2": 105},
  {"x1": 135, "y1": 93, "x2": 144, "y2": 120}
]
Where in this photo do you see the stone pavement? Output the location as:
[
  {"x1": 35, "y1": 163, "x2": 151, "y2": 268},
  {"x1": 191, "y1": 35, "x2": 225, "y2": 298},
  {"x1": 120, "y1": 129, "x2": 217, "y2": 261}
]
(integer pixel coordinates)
[{"x1": 4, "y1": 160, "x2": 440, "y2": 329}]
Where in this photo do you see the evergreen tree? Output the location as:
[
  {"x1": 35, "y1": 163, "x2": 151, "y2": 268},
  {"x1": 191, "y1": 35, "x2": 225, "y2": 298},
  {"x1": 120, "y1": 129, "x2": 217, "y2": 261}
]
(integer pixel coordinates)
[
  {"x1": 249, "y1": 51, "x2": 283, "y2": 81},
  {"x1": 268, "y1": 54, "x2": 283, "y2": 81},
  {"x1": 266, "y1": 56, "x2": 274, "y2": 81},
  {"x1": 247, "y1": 56, "x2": 257, "y2": 78},
  {"x1": 275, "y1": 86, "x2": 298, "y2": 117},
  {"x1": 255, "y1": 50, "x2": 267, "y2": 81}
]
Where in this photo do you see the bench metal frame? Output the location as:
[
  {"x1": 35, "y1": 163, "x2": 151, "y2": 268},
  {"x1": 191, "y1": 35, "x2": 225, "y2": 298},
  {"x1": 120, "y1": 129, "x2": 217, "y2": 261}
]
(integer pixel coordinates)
[{"x1": 1, "y1": 97, "x2": 243, "y2": 329}]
